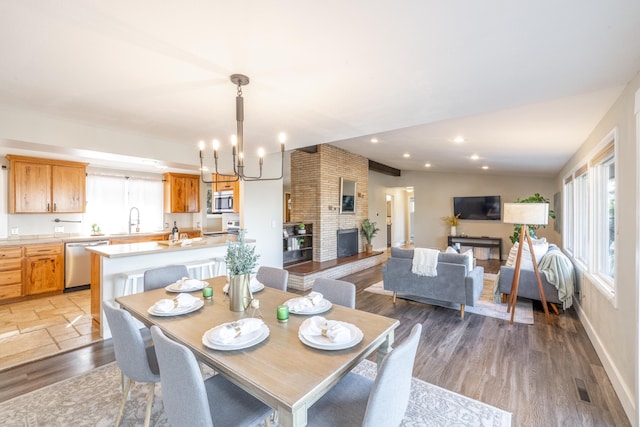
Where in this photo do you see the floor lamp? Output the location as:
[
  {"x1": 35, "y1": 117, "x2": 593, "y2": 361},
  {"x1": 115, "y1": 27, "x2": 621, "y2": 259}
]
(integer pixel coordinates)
[{"x1": 503, "y1": 203, "x2": 551, "y2": 325}]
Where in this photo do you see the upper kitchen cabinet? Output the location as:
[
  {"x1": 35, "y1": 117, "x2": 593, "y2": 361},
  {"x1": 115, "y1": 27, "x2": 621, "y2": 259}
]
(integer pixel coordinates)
[
  {"x1": 163, "y1": 172, "x2": 200, "y2": 213},
  {"x1": 212, "y1": 174, "x2": 241, "y2": 213},
  {"x1": 6, "y1": 155, "x2": 88, "y2": 214}
]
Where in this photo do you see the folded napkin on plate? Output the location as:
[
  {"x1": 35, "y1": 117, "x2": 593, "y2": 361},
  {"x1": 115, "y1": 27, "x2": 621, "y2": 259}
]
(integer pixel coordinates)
[
  {"x1": 249, "y1": 276, "x2": 263, "y2": 290},
  {"x1": 173, "y1": 277, "x2": 203, "y2": 290},
  {"x1": 286, "y1": 291, "x2": 324, "y2": 312},
  {"x1": 300, "y1": 316, "x2": 351, "y2": 343},
  {"x1": 153, "y1": 293, "x2": 200, "y2": 313},
  {"x1": 211, "y1": 318, "x2": 264, "y2": 344}
]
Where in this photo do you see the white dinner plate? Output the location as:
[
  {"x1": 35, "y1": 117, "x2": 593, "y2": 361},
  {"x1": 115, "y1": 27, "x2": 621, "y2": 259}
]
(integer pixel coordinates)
[
  {"x1": 165, "y1": 280, "x2": 207, "y2": 293},
  {"x1": 202, "y1": 324, "x2": 270, "y2": 350},
  {"x1": 285, "y1": 298, "x2": 333, "y2": 315},
  {"x1": 298, "y1": 319, "x2": 363, "y2": 350},
  {"x1": 148, "y1": 299, "x2": 204, "y2": 317},
  {"x1": 222, "y1": 281, "x2": 265, "y2": 294}
]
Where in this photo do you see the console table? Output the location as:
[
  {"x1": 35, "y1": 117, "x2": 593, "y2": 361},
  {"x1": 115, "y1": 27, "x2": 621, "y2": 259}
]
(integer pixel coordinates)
[{"x1": 448, "y1": 235, "x2": 503, "y2": 261}]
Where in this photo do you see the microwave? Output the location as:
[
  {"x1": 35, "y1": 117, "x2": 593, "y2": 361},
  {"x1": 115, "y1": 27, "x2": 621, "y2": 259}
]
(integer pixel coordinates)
[{"x1": 213, "y1": 191, "x2": 234, "y2": 213}]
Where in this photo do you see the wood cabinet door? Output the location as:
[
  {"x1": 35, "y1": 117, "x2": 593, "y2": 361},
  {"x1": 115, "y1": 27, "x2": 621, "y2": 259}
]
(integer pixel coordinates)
[
  {"x1": 11, "y1": 161, "x2": 51, "y2": 213},
  {"x1": 52, "y1": 164, "x2": 86, "y2": 212},
  {"x1": 164, "y1": 173, "x2": 200, "y2": 213},
  {"x1": 185, "y1": 175, "x2": 200, "y2": 213},
  {"x1": 25, "y1": 254, "x2": 63, "y2": 295}
]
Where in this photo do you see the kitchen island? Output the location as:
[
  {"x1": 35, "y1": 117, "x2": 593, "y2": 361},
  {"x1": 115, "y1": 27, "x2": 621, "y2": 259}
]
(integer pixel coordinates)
[{"x1": 87, "y1": 235, "x2": 246, "y2": 338}]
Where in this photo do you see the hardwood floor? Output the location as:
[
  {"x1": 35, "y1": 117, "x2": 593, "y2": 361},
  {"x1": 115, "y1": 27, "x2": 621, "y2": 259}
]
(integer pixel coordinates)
[{"x1": 0, "y1": 259, "x2": 630, "y2": 426}]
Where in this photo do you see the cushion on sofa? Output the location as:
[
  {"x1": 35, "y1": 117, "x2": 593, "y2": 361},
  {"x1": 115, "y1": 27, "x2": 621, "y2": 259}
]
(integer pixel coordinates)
[
  {"x1": 391, "y1": 247, "x2": 473, "y2": 272},
  {"x1": 505, "y1": 237, "x2": 549, "y2": 270}
]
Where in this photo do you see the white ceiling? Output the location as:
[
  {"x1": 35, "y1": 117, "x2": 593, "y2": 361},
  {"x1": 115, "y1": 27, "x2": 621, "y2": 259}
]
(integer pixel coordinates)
[{"x1": 1, "y1": 1, "x2": 639, "y2": 176}]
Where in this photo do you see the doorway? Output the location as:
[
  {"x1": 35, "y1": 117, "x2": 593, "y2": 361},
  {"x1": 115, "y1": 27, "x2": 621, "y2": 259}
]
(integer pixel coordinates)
[{"x1": 386, "y1": 195, "x2": 392, "y2": 247}]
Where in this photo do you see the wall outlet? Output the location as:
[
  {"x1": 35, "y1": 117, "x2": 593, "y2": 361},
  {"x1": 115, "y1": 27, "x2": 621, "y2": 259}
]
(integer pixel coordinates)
[
  {"x1": 54, "y1": 226, "x2": 64, "y2": 233},
  {"x1": 10, "y1": 227, "x2": 19, "y2": 235}
]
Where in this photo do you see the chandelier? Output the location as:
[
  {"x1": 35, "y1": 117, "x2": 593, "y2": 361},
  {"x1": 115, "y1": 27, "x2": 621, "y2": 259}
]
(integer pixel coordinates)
[{"x1": 198, "y1": 74, "x2": 286, "y2": 184}]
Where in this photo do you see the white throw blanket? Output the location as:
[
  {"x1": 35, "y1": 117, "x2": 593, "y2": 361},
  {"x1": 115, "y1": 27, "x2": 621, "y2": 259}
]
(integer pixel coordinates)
[{"x1": 412, "y1": 248, "x2": 439, "y2": 277}]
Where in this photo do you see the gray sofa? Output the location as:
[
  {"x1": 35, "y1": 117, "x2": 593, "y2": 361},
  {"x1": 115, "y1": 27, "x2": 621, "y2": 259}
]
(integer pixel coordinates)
[
  {"x1": 497, "y1": 244, "x2": 574, "y2": 311},
  {"x1": 382, "y1": 247, "x2": 484, "y2": 318}
]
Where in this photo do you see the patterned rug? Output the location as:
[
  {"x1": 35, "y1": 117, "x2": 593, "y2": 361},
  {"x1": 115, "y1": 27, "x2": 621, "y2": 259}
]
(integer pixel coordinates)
[
  {"x1": 0, "y1": 359, "x2": 511, "y2": 427},
  {"x1": 365, "y1": 273, "x2": 534, "y2": 324}
]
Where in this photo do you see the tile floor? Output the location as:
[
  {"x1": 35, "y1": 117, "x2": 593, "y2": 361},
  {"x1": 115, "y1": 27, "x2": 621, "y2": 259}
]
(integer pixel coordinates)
[{"x1": 0, "y1": 290, "x2": 101, "y2": 371}]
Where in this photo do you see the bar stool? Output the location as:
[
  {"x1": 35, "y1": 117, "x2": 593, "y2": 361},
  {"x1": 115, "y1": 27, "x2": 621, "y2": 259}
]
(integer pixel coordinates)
[
  {"x1": 117, "y1": 268, "x2": 147, "y2": 296},
  {"x1": 185, "y1": 260, "x2": 216, "y2": 280}
]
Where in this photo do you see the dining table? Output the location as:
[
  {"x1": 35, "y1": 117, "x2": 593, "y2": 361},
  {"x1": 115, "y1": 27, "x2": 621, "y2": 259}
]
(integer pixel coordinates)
[{"x1": 115, "y1": 276, "x2": 400, "y2": 427}]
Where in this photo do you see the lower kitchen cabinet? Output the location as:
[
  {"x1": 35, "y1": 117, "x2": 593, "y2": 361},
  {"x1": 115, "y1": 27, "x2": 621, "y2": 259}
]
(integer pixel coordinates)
[
  {"x1": 0, "y1": 246, "x2": 23, "y2": 301},
  {"x1": 24, "y1": 244, "x2": 63, "y2": 295}
]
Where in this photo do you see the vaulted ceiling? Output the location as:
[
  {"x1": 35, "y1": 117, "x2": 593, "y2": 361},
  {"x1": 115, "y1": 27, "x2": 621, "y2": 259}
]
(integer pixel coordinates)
[{"x1": 1, "y1": 1, "x2": 639, "y2": 176}]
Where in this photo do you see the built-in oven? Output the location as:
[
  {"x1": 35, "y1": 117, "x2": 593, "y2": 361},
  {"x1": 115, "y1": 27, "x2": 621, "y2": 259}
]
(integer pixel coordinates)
[
  {"x1": 213, "y1": 190, "x2": 234, "y2": 213},
  {"x1": 64, "y1": 240, "x2": 109, "y2": 291}
]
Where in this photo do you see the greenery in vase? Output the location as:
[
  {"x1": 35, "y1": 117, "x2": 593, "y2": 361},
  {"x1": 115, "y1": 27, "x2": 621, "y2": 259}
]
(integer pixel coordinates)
[
  {"x1": 225, "y1": 229, "x2": 259, "y2": 275},
  {"x1": 441, "y1": 214, "x2": 460, "y2": 226},
  {"x1": 508, "y1": 193, "x2": 556, "y2": 244},
  {"x1": 361, "y1": 219, "x2": 380, "y2": 245}
]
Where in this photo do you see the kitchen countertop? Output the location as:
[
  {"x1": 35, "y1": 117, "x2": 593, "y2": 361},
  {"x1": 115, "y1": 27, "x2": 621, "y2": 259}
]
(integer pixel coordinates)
[
  {"x1": 86, "y1": 234, "x2": 248, "y2": 259},
  {"x1": 0, "y1": 228, "x2": 203, "y2": 246}
]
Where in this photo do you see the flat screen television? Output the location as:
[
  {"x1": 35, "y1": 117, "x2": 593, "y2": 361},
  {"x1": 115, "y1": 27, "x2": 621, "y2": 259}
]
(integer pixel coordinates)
[{"x1": 453, "y1": 196, "x2": 501, "y2": 221}]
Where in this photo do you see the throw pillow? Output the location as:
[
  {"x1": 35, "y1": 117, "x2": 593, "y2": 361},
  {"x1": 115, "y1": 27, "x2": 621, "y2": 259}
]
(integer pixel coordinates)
[
  {"x1": 462, "y1": 249, "x2": 474, "y2": 272},
  {"x1": 505, "y1": 237, "x2": 549, "y2": 270},
  {"x1": 445, "y1": 246, "x2": 458, "y2": 254}
]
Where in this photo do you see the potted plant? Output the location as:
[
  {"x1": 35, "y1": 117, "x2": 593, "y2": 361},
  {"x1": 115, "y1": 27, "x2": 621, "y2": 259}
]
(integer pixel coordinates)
[
  {"x1": 225, "y1": 229, "x2": 259, "y2": 311},
  {"x1": 508, "y1": 193, "x2": 556, "y2": 244},
  {"x1": 297, "y1": 223, "x2": 306, "y2": 235},
  {"x1": 361, "y1": 219, "x2": 380, "y2": 254},
  {"x1": 442, "y1": 214, "x2": 460, "y2": 236}
]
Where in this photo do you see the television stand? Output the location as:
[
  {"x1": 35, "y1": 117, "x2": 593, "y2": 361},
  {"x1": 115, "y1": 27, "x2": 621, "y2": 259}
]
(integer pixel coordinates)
[{"x1": 448, "y1": 235, "x2": 503, "y2": 261}]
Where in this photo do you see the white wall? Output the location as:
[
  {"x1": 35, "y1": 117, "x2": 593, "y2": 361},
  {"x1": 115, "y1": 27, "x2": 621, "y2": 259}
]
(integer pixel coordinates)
[
  {"x1": 556, "y1": 71, "x2": 640, "y2": 425},
  {"x1": 369, "y1": 169, "x2": 558, "y2": 257},
  {"x1": 241, "y1": 151, "x2": 284, "y2": 269}
]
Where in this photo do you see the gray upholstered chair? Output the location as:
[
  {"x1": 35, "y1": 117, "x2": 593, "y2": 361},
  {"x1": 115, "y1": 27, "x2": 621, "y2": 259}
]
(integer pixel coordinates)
[
  {"x1": 307, "y1": 323, "x2": 422, "y2": 427},
  {"x1": 256, "y1": 266, "x2": 289, "y2": 291},
  {"x1": 313, "y1": 278, "x2": 356, "y2": 308},
  {"x1": 150, "y1": 326, "x2": 273, "y2": 427},
  {"x1": 143, "y1": 264, "x2": 189, "y2": 291},
  {"x1": 103, "y1": 301, "x2": 160, "y2": 427}
]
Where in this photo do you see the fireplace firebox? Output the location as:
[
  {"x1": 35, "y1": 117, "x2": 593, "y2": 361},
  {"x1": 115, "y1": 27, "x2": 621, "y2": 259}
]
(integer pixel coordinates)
[{"x1": 337, "y1": 228, "x2": 359, "y2": 258}]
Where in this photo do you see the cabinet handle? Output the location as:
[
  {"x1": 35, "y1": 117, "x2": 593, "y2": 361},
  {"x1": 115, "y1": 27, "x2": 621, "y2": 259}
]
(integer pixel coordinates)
[
  {"x1": 47, "y1": 203, "x2": 50, "y2": 212},
  {"x1": 54, "y1": 203, "x2": 57, "y2": 212}
]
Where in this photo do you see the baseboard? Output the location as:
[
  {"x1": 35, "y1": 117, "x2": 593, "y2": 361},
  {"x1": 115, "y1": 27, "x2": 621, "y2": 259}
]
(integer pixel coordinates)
[{"x1": 575, "y1": 300, "x2": 635, "y2": 425}]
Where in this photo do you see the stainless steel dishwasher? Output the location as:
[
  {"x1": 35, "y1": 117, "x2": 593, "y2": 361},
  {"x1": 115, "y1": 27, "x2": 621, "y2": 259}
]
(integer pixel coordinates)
[{"x1": 64, "y1": 240, "x2": 109, "y2": 290}]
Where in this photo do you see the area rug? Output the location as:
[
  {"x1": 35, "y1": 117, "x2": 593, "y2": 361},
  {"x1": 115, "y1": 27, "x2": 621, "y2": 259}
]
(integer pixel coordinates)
[
  {"x1": 0, "y1": 359, "x2": 512, "y2": 427},
  {"x1": 365, "y1": 274, "x2": 534, "y2": 325}
]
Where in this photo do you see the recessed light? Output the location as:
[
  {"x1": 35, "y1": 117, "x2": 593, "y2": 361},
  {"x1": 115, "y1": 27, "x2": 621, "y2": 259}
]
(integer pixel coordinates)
[
  {"x1": 424, "y1": 163, "x2": 431, "y2": 168},
  {"x1": 370, "y1": 138, "x2": 378, "y2": 143},
  {"x1": 453, "y1": 136, "x2": 465, "y2": 143},
  {"x1": 482, "y1": 165, "x2": 489, "y2": 170},
  {"x1": 403, "y1": 153, "x2": 410, "y2": 158},
  {"x1": 470, "y1": 154, "x2": 479, "y2": 161},
  {"x1": 406, "y1": 187, "x2": 414, "y2": 193}
]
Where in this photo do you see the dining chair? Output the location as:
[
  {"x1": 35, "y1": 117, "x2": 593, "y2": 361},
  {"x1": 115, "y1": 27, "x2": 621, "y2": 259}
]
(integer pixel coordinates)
[
  {"x1": 312, "y1": 278, "x2": 356, "y2": 308},
  {"x1": 103, "y1": 301, "x2": 161, "y2": 427},
  {"x1": 150, "y1": 326, "x2": 273, "y2": 427},
  {"x1": 307, "y1": 323, "x2": 422, "y2": 427},
  {"x1": 256, "y1": 266, "x2": 289, "y2": 291},
  {"x1": 143, "y1": 264, "x2": 189, "y2": 291}
]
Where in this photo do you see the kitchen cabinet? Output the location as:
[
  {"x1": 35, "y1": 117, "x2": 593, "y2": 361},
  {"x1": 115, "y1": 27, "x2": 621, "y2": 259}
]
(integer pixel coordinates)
[
  {"x1": 6, "y1": 155, "x2": 88, "y2": 213},
  {"x1": 212, "y1": 173, "x2": 241, "y2": 213},
  {"x1": 0, "y1": 246, "x2": 23, "y2": 301},
  {"x1": 24, "y1": 243, "x2": 64, "y2": 295},
  {"x1": 163, "y1": 173, "x2": 200, "y2": 213}
]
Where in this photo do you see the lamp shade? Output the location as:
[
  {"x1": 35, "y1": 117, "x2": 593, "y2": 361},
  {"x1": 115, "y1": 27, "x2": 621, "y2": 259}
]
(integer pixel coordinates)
[{"x1": 503, "y1": 203, "x2": 549, "y2": 225}]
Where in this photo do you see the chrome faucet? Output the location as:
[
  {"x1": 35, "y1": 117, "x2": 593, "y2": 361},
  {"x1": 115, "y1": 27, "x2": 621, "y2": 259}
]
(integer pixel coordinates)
[{"x1": 128, "y1": 207, "x2": 140, "y2": 234}]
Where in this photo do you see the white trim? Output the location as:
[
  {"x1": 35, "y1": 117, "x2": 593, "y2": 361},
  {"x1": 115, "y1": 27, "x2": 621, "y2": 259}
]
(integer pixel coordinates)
[{"x1": 575, "y1": 300, "x2": 635, "y2": 424}]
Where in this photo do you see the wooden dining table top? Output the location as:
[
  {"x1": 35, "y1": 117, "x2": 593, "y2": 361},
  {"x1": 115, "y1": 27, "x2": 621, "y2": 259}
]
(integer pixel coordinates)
[{"x1": 115, "y1": 276, "x2": 399, "y2": 427}]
